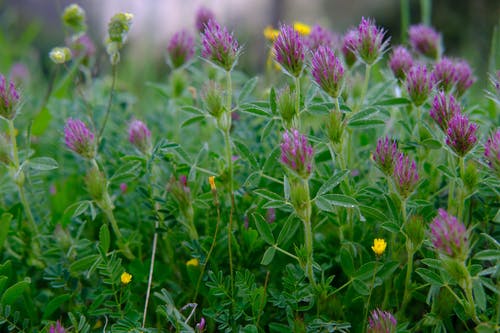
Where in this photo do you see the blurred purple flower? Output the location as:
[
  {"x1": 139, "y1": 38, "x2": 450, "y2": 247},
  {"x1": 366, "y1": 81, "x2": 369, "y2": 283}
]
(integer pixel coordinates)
[
  {"x1": 9, "y1": 62, "x2": 29, "y2": 84},
  {"x1": 393, "y1": 153, "x2": 419, "y2": 199},
  {"x1": 405, "y1": 64, "x2": 433, "y2": 107},
  {"x1": 408, "y1": 24, "x2": 441, "y2": 59},
  {"x1": 373, "y1": 137, "x2": 398, "y2": 176},
  {"x1": 195, "y1": 6, "x2": 215, "y2": 33},
  {"x1": 429, "y1": 91, "x2": 461, "y2": 132},
  {"x1": 311, "y1": 45, "x2": 345, "y2": 98},
  {"x1": 49, "y1": 320, "x2": 66, "y2": 333},
  {"x1": 430, "y1": 208, "x2": 468, "y2": 260},
  {"x1": 453, "y1": 60, "x2": 476, "y2": 97},
  {"x1": 352, "y1": 17, "x2": 388, "y2": 65},
  {"x1": 128, "y1": 119, "x2": 151, "y2": 155},
  {"x1": 273, "y1": 24, "x2": 306, "y2": 77},
  {"x1": 485, "y1": 130, "x2": 500, "y2": 177},
  {"x1": 120, "y1": 183, "x2": 127, "y2": 193},
  {"x1": 266, "y1": 208, "x2": 276, "y2": 224},
  {"x1": 0, "y1": 74, "x2": 20, "y2": 120},
  {"x1": 280, "y1": 129, "x2": 314, "y2": 179},
  {"x1": 367, "y1": 309, "x2": 397, "y2": 333},
  {"x1": 445, "y1": 114, "x2": 478, "y2": 157},
  {"x1": 431, "y1": 57, "x2": 456, "y2": 92},
  {"x1": 195, "y1": 317, "x2": 206, "y2": 332},
  {"x1": 167, "y1": 30, "x2": 195, "y2": 68},
  {"x1": 201, "y1": 19, "x2": 240, "y2": 71},
  {"x1": 389, "y1": 46, "x2": 413, "y2": 81},
  {"x1": 64, "y1": 118, "x2": 95, "y2": 159},
  {"x1": 67, "y1": 34, "x2": 96, "y2": 59},
  {"x1": 306, "y1": 24, "x2": 336, "y2": 52},
  {"x1": 341, "y1": 29, "x2": 358, "y2": 68}
]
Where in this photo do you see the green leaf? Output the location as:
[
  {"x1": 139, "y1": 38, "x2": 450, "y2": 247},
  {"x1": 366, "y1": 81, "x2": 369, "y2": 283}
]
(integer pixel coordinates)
[
  {"x1": 181, "y1": 105, "x2": 204, "y2": 115},
  {"x1": 252, "y1": 213, "x2": 275, "y2": 245},
  {"x1": 421, "y1": 138, "x2": 442, "y2": 149},
  {"x1": 238, "y1": 77, "x2": 258, "y2": 103},
  {"x1": 110, "y1": 159, "x2": 143, "y2": 183},
  {"x1": 378, "y1": 261, "x2": 399, "y2": 280},
  {"x1": 254, "y1": 189, "x2": 282, "y2": 202},
  {"x1": 0, "y1": 276, "x2": 8, "y2": 295},
  {"x1": 42, "y1": 294, "x2": 71, "y2": 320},
  {"x1": 352, "y1": 279, "x2": 370, "y2": 296},
  {"x1": 68, "y1": 200, "x2": 91, "y2": 218},
  {"x1": 28, "y1": 157, "x2": 58, "y2": 171},
  {"x1": 473, "y1": 278, "x2": 486, "y2": 311},
  {"x1": 348, "y1": 107, "x2": 379, "y2": 122},
  {"x1": 239, "y1": 104, "x2": 271, "y2": 117},
  {"x1": 145, "y1": 81, "x2": 169, "y2": 98},
  {"x1": 474, "y1": 249, "x2": 500, "y2": 261},
  {"x1": 31, "y1": 107, "x2": 52, "y2": 136},
  {"x1": 242, "y1": 324, "x2": 259, "y2": 333},
  {"x1": 315, "y1": 196, "x2": 336, "y2": 213},
  {"x1": 347, "y1": 119, "x2": 386, "y2": 129},
  {"x1": 318, "y1": 194, "x2": 358, "y2": 208},
  {"x1": 99, "y1": 225, "x2": 110, "y2": 255},
  {"x1": 276, "y1": 215, "x2": 300, "y2": 245},
  {"x1": 354, "y1": 262, "x2": 379, "y2": 280},
  {"x1": 416, "y1": 268, "x2": 443, "y2": 286},
  {"x1": 1, "y1": 280, "x2": 30, "y2": 305},
  {"x1": 381, "y1": 221, "x2": 400, "y2": 233},
  {"x1": 373, "y1": 97, "x2": 411, "y2": 106},
  {"x1": 359, "y1": 205, "x2": 387, "y2": 222},
  {"x1": 316, "y1": 170, "x2": 349, "y2": 197},
  {"x1": 233, "y1": 140, "x2": 259, "y2": 169},
  {"x1": 261, "y1": 247, "x2": 276, "y2": 265},
  {"x1": 269, "y1": 87, "x2": 277, "y2": 114},
  {"x1": 437, "y1": 164, "x2": 456, "y2": 179},
  {"x1": 69, "y1": 255, "x2": 101, "y2": 276},
  {"x1": 181, "y1": 115, "x2": 206, "y2": 128},
  {"x1": 0, "y1": 213, "x2": 12, "y2": 251},
  {"x1": 340, "y1": 247, "x2": 355, "y2": 277}
]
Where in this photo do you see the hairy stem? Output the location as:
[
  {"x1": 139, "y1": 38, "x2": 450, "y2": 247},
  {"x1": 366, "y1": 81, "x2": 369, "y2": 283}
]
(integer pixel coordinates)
[
  {"x1": 358, "y1": 64, "x2": 372, "y2": 112},
  {"x1": 294, "y1": 76, "x2": 301, "y2": 129},
  {"x1": 98, "y1": 64, "x2": 117, "y2": 141}
]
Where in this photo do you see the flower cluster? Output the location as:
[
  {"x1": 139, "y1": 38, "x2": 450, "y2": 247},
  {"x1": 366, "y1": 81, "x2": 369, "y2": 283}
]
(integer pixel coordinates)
[
  {"x1": 195, "y1": 6, "x2": 215, "y2": 33},
  {"x1": 341, "y1": 29, "x2": 358, "y2": 68},
  {"x1": 273, "y1": 24, "x2": 306, "y2": 77},
  {"x1": 429, "y1": 91, "x2": 461, "y2": 131},
  {"x1": 201, "y1": 19, "x2": 240, "y2": 71},
  {"x1": 167, "y1": 30, "x2": 195, "y2": 68},
  {"x1": 280, "y1": 129, "x2": 314, "y2": 179},
  {"x1": 430, "y1": 209, "x2": 468, "y2": 260},
  {"x1": 445, "y1": 113, "x2": 478, "y2": 157},
  {"x1": 311, "y1": 45, "x2": 345, "y2": 98},
  {"x1": 0, "y1": 74, "x2": 20, "y2": 120},
  {"x1": 431, "y1": 58, "x2": 476, "y2": 96},
  {"x1": 367, "y1": 309, "x2": 397, "y2": 333},
  {"x1": 393, "y1": 153, "x2": 419, "y2": 199},
  {"x1": 408, "y1": 24, "x2": 441, "y2": 59},
  {"x1": 49, "y1": 320, "x2": 66, "y2": 333},
  {"x1": 373, "y1": 137, "x2": 398, "y2": 176},
  {"x1": 388, "y1": 46, "x2": 413, "y2": 81},
  {"x1": 484, "y1": 130, "x2": 500, "y2": 177},
  {"x1": 306, "y1": 24, "x2": 336, "y2": 52},
  {"x1": 64, "y1": 118, "x2": 95, "y2": 159},
  {"x1": 351, "y1": 17, "x2": 388, "y2": 65},
  {"x1": 128, "y1": 119, "x2": 151, "y2": 155},
  {"x1": 405, "y1": 64, "x2": 433, "y2": 107}
]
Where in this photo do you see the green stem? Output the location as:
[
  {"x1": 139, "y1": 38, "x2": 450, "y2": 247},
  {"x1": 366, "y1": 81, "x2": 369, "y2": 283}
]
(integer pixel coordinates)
[
  {"x1": 457, "y1": 156, "x2": 465, "y2": 221},
  {"x1": 295, "y1": 76, "x2": 301, "y2": 129},
  {"x1": 98, "y1": 64, "x2": 117, "y2": 141},
  {"x1": 400, "y1": 0, "x2": 410, "y2": 43},
  {"x1": 302, "y1": 181, "x2": 316, "y2": 288},
  {"x1": 363, "y1": 260, "x2": 379, "y2": 333},
  {"x1": 103, "y1": 205, "x2": 123, "y2": 240},
  {"x1": 358, "y1": 64, "x2": 372, "y2": 112},
  {"x1": 462, "y1": 263, "x2": 479, "y2": 324},
  {"x1": 401, "y1": 246, "x2": 414, "y2": 312},
  {"x1": 272, "y1": 244, "x2": 300, "y2": 261},
  {"x1": 420, "y1": 0, "x2": 432, "y2": 25}
]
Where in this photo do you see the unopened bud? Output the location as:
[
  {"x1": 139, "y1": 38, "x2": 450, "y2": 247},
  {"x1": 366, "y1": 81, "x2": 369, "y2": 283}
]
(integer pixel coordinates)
[
  {"x1": 62, "y1": 4, "x2": 87, "y2": 32},
  {"x1": 50, "y1": 47, "x2": 72, "y2": 64}
]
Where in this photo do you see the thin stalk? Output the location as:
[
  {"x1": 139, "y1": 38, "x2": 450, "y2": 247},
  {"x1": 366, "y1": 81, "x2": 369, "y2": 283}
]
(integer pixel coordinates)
[
  {"x1": 358, "y1": 64, "x2": 372, "y2": 112},
  {"x1": 420, "y1": 0, "x2": 432, "y2": 26},
  {"x1": 401, "y1": 239, "x2": 414, "y2": 312},
  {"x1": 363, "y1": 260, "x2": 379, "y2": 333},
  {"x1": 462, "y1": 264, "x2": 479, "y2": 324},
  {"x1": 272, "y1": 244, "x2": 300, "y2": 261},
  {"x1": 98, "y1": 64, "x2": 117, "y2": 141},
  {"x1": 457, "y1": 156, "x2": 465, "y2": 221},
  {"x1": 302, "y1": 181, "x2": 316, "y2": 288},
  {"x1": 329, "y1": 278, "x2": 353, "y2": 296},
  {"x1": 400, "y1": 0, "x2": 410, "y2": 43},
  {"x1": 294, "y1": 76, "x2": 301, "y2": 129},
  {"x1": 103, "y1": 206, "x2": 123, "y2": 241}
]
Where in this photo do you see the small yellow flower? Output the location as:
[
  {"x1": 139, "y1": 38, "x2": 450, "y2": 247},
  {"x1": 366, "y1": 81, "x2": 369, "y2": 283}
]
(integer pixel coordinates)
[
  {"x1": 209, "y1": 176, "x2": 216, "y2": 191},
  {"x1": 371, "y1": 238, "x2": 387, "y2": 256},
  {"x1": 186, "y1": 258, "x2": 199, "y2": 267},
  {"x1": 293, "y1": 22, "x2": 312, "y2": 36},
  {"x1": 263, "y1": 25, "x2": 279, "y2": 42},
  {"x1": 121, "y1": 272, "x2": 132, "y2": 285}
]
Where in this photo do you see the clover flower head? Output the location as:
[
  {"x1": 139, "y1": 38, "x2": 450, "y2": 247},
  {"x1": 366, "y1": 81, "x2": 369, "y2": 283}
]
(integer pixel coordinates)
[
  {"x1": 273, "y1": 24, "x2": 306, "y2": 77},
  {"x1": 195, "y1": 6, "x2": 215, "y2": 33},
  {"x1": 429, "y1": 91, "x2": 461, "y2": 132},
  {"x1": 445, "y1": 113, "x2": 478, "y2": 157},
  {"x1": 64, "y1": 118, "x2": 95, "y2": 159},
  {"x1": 280, "y1": 129, "x2": 314, "y2": 179},
  {"x1": 406, "y1": 64, "x2": 433, "y2": 107},
  {"x1": 341, "y1": 29, "x2": 358, "y2": 67},
  {"x1": 353, "y1": 17, "x2": 388, "y2": 65},
  {"x1": 430, "y1": 209, "x2": 468, "y2": 260},
  {"x1": 167, "y1": 30, "x2": 195, "y2": 68},
  {"x1": 484, "y1": 130, "x2": 500, "y2": 177},
  {"x1": 367, "y1": 309, "x2": 397, "y2": 333},
  {"x1": 49, "y1": 320, "x2": 66, "y2": 333},
  {"x1": 389, "y1": 46, "x2": 413, "y2": 81},
  {"x1": 408, "y1": 24, "x2": 441, "y2": 59},
  {"x1": 431, "y1": 57, "x2": 456, "y2": 92},
  {"x1": 311, "y1": 45, "x2": 345, "y2": 98},
  {"x1": 306, "y1": 24, "x2": 336, "y2": 52},
  {"x1": 201, "y1": 19, "x2": 240, "y2": 71},
  {"x1": 0, "y1": 74, "x2": 20, "y2": 120},
  {"x1": 393, "y1": 153, "x2": 419, "y2": 199},
  {"x1": 453, "y1": 59, "x2": 476, "y2": 97},
  {"x1": 128, "y1": 119, "x2": 151, "y2": 155},
  {"x1": 373, "y1": 137, "x2": 398, "y2": 176}
]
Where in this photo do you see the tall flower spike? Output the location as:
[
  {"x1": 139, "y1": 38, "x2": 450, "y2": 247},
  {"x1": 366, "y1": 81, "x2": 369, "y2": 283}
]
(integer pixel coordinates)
[
  {"x1": 311, "y1": 45, "x2": 345, "y2": 98},
  {"x1": 429, "y1": 91, "x2": 461, "y2": 132},
  {"x1": 367, "y1": 309, "x2": 397, "y2": 333},
  {"x1": 430, "y1": 209, "x2": 468, "y2": 260},
  {"x1": 280, "y1": 129, "x2": 314, "y2": 179},
  {"x1": 484, "y1": 130, "x2": 500, "y2": 177},
  {"x1": 431, "y1": 57, "x2": 456, "y2": 93},
  {"x1": 201, "y1": 19, "x2": 240, "y2": 71},
  {"x1": 393, "y1": 153, "x2": 419, "y2": 199},
  {"x1": 453, "y1": 60, "x2": 476, "y2": 97},
  {"x1": 408, "y1": 24, "x2": 441, "y2": 59},
  {"x1": 128, "y1": 119, "x2": 151, "y2": 155},
  {"x1": 405, "y1": 64, "x2": 433, "y2": 107},
  {"x1": 306, "y1": 24, "x2": 336, "y2": 52},
  {"x1": 64, "y1": 118, "x2": 95, "y2": 159},
  {"x1": 373, "y1": 137, "x2": 398, "y2": 176},
  {"x1": 389, "y1": 46, "x2": 413, "y2": 81},
  {"x1": 0, "y1": 74, "x2": 20, "y2": 120},
  {"x1": 273, "y1": 24, "x2": 306, "y2": 77},
  {"x1": 167, "y1": 30, "x2": 195, "y2": 69},
  {"x1": 195, "y1": 6, "x2": 215, "y2": 33},
  {"x1": 353, "y1": 17, "x2": 388, "y2": 65},
  {"x1": 445, "y1": 113, "x2": 478, "y2": 157}
]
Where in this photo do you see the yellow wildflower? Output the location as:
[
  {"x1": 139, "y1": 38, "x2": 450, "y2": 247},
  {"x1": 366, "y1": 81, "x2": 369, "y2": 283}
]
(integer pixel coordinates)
[
  {"x1": 293, "y1": 22, "x2": 311, "y2": 36},
  {"x1": 186, "y1": 258, "x2": 199, "y2": 267},
  {"x1": 209, "y1": 176, "x2": 216, "y2": 191},
  {"x1": 120, "y1": 272, "x2": 132, "y2": 285},
  {"x1": 371, "y1": 238, "x2": 387, "y2": 256},
  {"x1": 263, "y1": 25, "x2": 279, "y2": 42}
]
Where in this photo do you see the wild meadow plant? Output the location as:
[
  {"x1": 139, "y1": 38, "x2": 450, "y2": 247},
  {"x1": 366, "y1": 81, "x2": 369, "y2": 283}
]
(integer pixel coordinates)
[{"x1": 0, "y1": 3, "x2": 499, "y2": 333}]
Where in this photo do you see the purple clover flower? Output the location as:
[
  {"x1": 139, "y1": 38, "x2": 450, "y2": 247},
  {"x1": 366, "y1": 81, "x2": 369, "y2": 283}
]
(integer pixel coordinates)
[
  {"x1": 280, "y1": 129, "x2": 314, "y2": 179},
  {"x1": 167, "y1": 30, "x2": 195, "y2": 69},
  {"x1": 408, "y1": 24, "x2": 441, "y2": 59},
  {"x1": 431, "y1": 57, "x2": 456, "y2": 92},
  {"x1": 195, "y1": 6, "x2": 215, "y2": 33},
  {"x1": 430, "y1": 209, "x2": 468, "y2": 260},
  {"x1": 311, "y1": 45, "x2": 345, "y2": 98},
  {"x1": 367, "y1": 309, "x2": 397, "y2": 333},
  {"x1": 388, "y1": 46, "x2": 413, "y2": 81},
  {"x1": 393, "y1": 153, "x2": 419, "y2": 199},
  {"x1": 49, "y1": 320, "x2": 66, "y2": 333},
  {"x1": 306, "y1": 24, "x2": 336, "y2": 52},
  {"x1": 67, "y1": 34, "x2": 96, "y2": 59},
  {"x1": 445, "y1": 114, "x2": 478, "y2": 157},
  {"x1": 128, "y1": 119, "x2": 151, "y2": 154},
  {"x1": 0, "y1": 74, "x2": 20, "y2": 120},
  {"x1": 453, "y1": 60, "x2": 476, "y2": 97},
  {"x1": 373, "y1": 137, "x2": 398, "y2": 176},
  {"x1": 353, "y1": 17, "x2": 388, "y2": 65},
  {"x1": 201, "y1": 19, "x2": 240, "y2": 71},
  {"x1": 64, "y1": 118, "x2": 95, "y2": 159},
  {"x1": 405, "y1": 64, "x2": 433, "y2": 107},
  {"x1": 429, "y1": 92, "x2": 461, "y2": 132},
  {"x1": 341, "y1": 29, "x2": 358, "y2": 68},
  {"x1": 273, "y1": 24, "x2": 306, "y2": 77},
  {"x1": 485, "y1": 130, "x2": 500, "y2": 177}
]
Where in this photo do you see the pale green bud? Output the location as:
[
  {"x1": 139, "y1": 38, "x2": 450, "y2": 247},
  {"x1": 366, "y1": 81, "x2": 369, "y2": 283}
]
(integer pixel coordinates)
[
  {"x1": 49, "y1": 47, "x2": 72, "y2": 64},
  {"x1": 62, "y1": 4, "x2": 87, "y2": 32}
]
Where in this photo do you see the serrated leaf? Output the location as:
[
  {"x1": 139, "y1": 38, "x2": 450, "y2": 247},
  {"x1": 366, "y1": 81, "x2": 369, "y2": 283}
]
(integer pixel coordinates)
[
  {"x1": 28, "y1": 157, "x2": 58, "y2": 171},
  {"x1": 416, "y1": 268, "x2": 443, "y2": 286},
  {"x1": 99, "y1": 225, "x2": 110, "y2": 254},
  {"x1": 252, "y1": 213, "x2": 275, "y2": 245},
  {"x1": 261, "y1": 247, "x2": 276, "y2": 265},
  {"x1": 238, "y1": 77, "x2": 258, "y2": 103},
  {"x1": 1, "y1": 280, "x2": 30, "y2": 305},
  {"x1": 316, "y1": 170, "x2": 349, "y2": 197},
  {"x1": 181, "y1": 115, "x2": 206, "y2": 128},
  {"x1": 42, "y1": 294, "x2": 71, "y2": 320}
]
